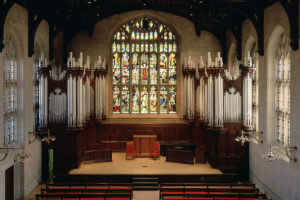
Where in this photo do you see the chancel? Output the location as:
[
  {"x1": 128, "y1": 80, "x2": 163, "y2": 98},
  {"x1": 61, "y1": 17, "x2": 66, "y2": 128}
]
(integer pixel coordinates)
[{"x1": 0, "y1": 0, "x2": 299, "y2": 200}]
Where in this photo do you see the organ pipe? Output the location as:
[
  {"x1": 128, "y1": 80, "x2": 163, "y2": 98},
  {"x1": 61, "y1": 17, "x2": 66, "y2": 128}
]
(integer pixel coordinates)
[
  {"x1": 37, "y1": 52, "x2": 48, "y2": 129},
  {"x1": 183, "y1": 56, "x2": 195, "y2": 119},
  {"x1": 94, "y1": 56, "x2": 107, "y2": 120}
]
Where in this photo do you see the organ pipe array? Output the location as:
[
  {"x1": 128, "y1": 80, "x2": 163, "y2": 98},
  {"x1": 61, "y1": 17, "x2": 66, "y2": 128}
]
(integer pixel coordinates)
[
  {"x1": 37, "y1": 52, "x2": 48, "y2": 129},
  {"x1": 36, "y1": 51, "x2": 107, "y2": 129},
  {"x1": 185, "y1": 51, "x2": 254, "y2": 130},
  {"x1": 67, "y1": 52, "x2": 97, "y2": 127}
]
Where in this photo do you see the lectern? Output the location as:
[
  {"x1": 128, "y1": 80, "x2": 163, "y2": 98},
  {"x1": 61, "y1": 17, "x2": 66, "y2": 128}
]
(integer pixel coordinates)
[{"x1": 133, "y1": 135, "x2": 157, "y2": 157}]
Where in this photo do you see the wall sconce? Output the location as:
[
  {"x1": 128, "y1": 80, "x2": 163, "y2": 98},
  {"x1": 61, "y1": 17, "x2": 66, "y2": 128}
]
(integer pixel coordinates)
[
  {"x1": 28, "y1": 130, "x2": 56, "y2": 145},
  {"x1": 235, "y1": 131, "x2": 249, "y2": 146},
  {"x1": 261, "y1": 145, "x2": 298, "y2": 162},
  {"x1": 14, "y1": 151, "x2": 31, "y2": 162},
  {"x1": 0, "y1": 147, "x2": 31, "y2": 162},
  {"x1": 235, "y1": 130, "x2": 263, "y2": 146}
]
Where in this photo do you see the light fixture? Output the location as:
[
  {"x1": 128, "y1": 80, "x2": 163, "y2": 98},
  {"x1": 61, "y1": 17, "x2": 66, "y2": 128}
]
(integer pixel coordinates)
[
  {"x1": 261, "y1": 145, "x2": 297, "y2": 162},
  {"x1": 260, "y1": 146, "x2": 280, "y2": 162},
  {"x1": 235, "y1": 130, "x2": 263, "y2": 145},
  {"x1": 28, "y1": 130, "x2": 56, "y2": 145},
  {"x1": 0, "y1": 147, "x2": 31, "y2": 162},
  {"x1": 41, "y1": 130, "x2": 56, "y2": 145},
  {"x1": 14, "y1": 151, "x2": 31, "y2": 162},
  {"x1": 235, "y1": 131, "x2": 249, "y2": 146}
]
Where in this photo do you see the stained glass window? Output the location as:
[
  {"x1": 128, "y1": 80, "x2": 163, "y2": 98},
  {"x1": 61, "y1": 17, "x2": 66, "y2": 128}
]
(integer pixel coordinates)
[{"x1": 112, "y1": 17, "x2": 177, "y2": 114}]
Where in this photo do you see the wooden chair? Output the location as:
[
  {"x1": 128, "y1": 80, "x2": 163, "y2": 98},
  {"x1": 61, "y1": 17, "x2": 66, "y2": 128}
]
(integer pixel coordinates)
[
  {"x1": 126, "y1": 142, "x2": 135, "y2": 160},
  {"x1": 150, "y1": 142, "x2": 160, "y2": 159}
]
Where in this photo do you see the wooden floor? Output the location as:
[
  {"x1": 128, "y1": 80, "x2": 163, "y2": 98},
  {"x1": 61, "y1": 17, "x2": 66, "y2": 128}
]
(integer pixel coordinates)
[{"x1": 69, "y1": 153, "x2": 221, "y2": 175}]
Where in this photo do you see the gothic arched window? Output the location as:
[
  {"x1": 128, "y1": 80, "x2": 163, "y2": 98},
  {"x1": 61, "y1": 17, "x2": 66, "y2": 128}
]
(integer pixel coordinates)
[
  {"x1": 3, "y1": 38, "x2": 18, "y2": 145},
  {"x1": 250, "y1": 43, "x2": 259, "y2": 131},
  {"x1": 276, "y1": 34, "x2": 290, "y2": 146},
  {"x1": 111, "y1": 17, "x2": 177, "y2": 114}
]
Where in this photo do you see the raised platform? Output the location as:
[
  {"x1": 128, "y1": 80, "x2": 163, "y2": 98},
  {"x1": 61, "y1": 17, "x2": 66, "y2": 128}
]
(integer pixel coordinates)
[{"x1": 69, "y1": 153, "x2": 220, "y2": 175}]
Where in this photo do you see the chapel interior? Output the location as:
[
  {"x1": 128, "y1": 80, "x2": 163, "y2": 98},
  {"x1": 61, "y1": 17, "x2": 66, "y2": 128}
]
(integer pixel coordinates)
[{"x1": 0, "y1": 0, "x2": 300, "y2": 200}]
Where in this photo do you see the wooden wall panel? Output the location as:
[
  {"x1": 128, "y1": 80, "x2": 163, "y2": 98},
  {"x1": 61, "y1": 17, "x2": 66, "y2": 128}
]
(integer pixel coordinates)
[{"x1": 49, "y1": 120, "x2": 248, "y2": 179}]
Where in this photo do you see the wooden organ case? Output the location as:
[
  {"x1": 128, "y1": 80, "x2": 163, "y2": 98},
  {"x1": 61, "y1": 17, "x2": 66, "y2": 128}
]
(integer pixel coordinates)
[{"x1": 36, "y1": 51, "x2": 255, "y2": 180}]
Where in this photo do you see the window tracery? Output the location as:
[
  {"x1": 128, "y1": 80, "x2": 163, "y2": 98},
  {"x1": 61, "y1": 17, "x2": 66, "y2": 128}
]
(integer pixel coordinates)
[
  {"x1": 3, "y1": 38, "x2": 18, "y2": 145},
  {"x1": 276, "y1": 34, "x2": 290, "y2": 146},
  {"x1": 112, "y1": 17, "x2": 177, "y2": 114}
]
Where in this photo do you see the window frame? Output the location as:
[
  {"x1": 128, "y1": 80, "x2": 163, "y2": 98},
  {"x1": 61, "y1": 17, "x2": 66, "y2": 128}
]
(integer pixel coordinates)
[{"x1": 110, "y1": 16, "x2": 179, "y2": 117}]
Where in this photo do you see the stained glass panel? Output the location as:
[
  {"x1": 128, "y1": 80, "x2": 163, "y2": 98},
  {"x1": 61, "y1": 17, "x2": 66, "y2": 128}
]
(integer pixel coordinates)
[
  {"x1": 121, "y1": 53, "x2": 129, "y2": 84},
  {"x1": 132, "y1": 86, "x2": 139, "y2": 113},
  {"x1": 112, "y1": 53, "x2": 120, "y2": 84},
  {"x1": 150, "y1": 32, "x2": 154, "y2": 40},
  {"x1": 160, "y1": 53, "x2": 168, "y2": 84},
  {"x1": 169, "y1": 32, "x2": 173, "y2": 40},
  {"x1": 141, "y1": 54, "x2": 148, "y2": 84},
  {"x1": 169, "y1": 53, "x2": 176, "y2": 85},
  {"x1": 154, "y1": 30, "x2": 158, "y2": 40},
  {"x1": 141, "y1": 86, "x2": 149, "y2": 113},
  {"x1": 117, "y1": 42, "x2": 121, "y2": 52},
  {"x1": 160, "y1": 43, "x2": 163, "y2": 52},
  {"x1": 121, "y1": 86, "x2": 129, "y2": 113},
  {"x1": 173, "y1": 42, "x2": 177, "y2": 52},
  {"x1": 150, "y1": 86, "x2": 157, "y2": 113},
  {"x1": 141, "y1": 32, "x2": 144, "y2": 40},
  {"x1": 150, "y1": 44, "x2": 153, "y2": 52},
  {"x1": 164, "y1": 42, "x2": 168, "y2": 52},
  {"x1": 112, "y1": 86, "x2": 121, "y2": 113},
  {"x1": 160, "y1": 86, "x2": 168, "y2": 113},
  {"x1": 132, "y1": 53, "x2": 139, "y2": 84},
  {"x1": 145, "y1": 32, "x2": 149, "y2": 40},
  {"x1": 150, "y1": 54, "x2": 157, "y2": 84},
  {"x1": 121, "y1": 42, "x2": 126, "y2": 52},
  {"x1": 121, "y1": 32, "x2": 126, "y2": 40},
  {"x1": 169, "y1": 87, "x2": 176, "y2": 113},
  {"x1": 112, "y1": 42, "x2": 116, "y2": 53}
]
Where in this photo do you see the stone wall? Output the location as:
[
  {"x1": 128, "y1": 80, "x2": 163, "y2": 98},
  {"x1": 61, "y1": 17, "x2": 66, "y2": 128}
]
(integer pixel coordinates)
[
  {"x1": 0, "y1": 4, "x2": 49, "y2": 199},
  {"x1": 67, "y1": 10, "x2": 222, "y2": 119},
  {"x1": 242, "y1": 2, "x2": 300, "y2": 200}
]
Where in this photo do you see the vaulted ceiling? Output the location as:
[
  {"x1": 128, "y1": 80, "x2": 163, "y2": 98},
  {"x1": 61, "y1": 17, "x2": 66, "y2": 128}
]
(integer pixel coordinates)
[
  {"x1": 23, "y1": 0, "x2": 274, "y2": 39},
  {"x1": 1, "y1": 0, "x2": 298, "y2": 59}
]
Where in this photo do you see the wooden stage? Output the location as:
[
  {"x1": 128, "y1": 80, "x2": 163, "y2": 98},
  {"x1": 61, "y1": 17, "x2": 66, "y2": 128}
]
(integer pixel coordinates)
[{"x1": 69, "y1": 152, "x2": 221, "y2": 175}]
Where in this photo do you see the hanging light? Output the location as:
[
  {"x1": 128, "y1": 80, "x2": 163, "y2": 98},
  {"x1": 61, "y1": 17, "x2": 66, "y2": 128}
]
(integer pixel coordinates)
[
  {"x1": 260, "y1": 146, "x2": 280, "y2": 162},
  {"x1": 235, "y1": 131, "x2": 249, "y2": 146},
  {"x1": 41, "y1": 130, "x2": 56, "y2": 145}
]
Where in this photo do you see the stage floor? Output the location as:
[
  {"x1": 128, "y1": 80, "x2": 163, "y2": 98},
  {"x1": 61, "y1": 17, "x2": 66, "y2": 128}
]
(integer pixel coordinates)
[{"x1": 69, "y1": 153, "x2": 222, "y2": 175}]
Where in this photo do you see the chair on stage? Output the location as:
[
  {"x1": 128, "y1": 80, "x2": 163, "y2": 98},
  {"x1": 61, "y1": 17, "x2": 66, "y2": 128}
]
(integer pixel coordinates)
[
  {"x1": 150, "y1": 142, "x2": 160, "y2": 160},
  {"x1": 126, "y1": 142, "x2": 135, "y2": 160}
]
